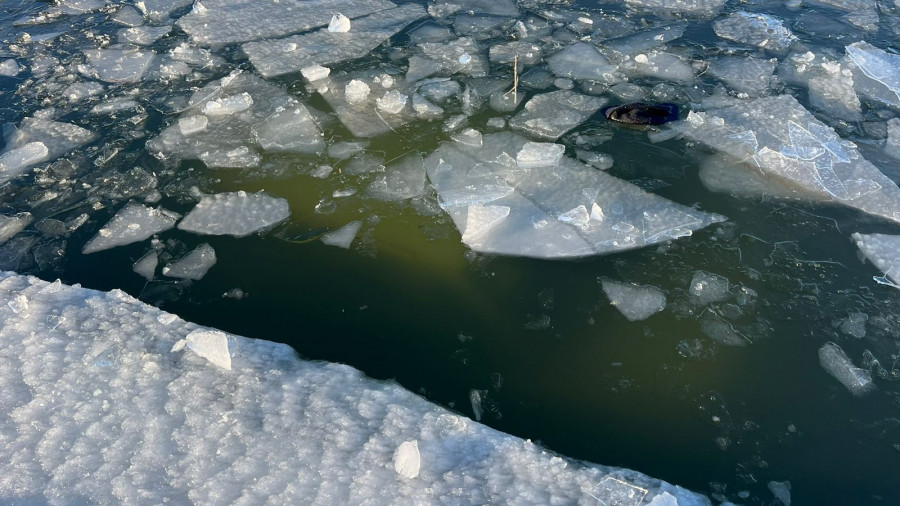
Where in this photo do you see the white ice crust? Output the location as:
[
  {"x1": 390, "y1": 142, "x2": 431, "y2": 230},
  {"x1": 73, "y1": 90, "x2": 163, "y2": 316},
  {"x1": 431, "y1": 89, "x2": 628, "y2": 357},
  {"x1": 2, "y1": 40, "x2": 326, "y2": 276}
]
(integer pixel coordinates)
[
  {"x1": 0, "y1": 272, "x2": 709, "y2": 505},
  {"x1": 83, "y1": 202, "x2": 180, "y2": 254}
]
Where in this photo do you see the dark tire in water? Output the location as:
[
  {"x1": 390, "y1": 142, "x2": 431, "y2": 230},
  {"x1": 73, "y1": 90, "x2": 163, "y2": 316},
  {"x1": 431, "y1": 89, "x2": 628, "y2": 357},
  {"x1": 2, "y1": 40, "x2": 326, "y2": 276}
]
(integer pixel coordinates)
[{"x1": 602, "y1": 102, "x2": 680, "y2": 125}]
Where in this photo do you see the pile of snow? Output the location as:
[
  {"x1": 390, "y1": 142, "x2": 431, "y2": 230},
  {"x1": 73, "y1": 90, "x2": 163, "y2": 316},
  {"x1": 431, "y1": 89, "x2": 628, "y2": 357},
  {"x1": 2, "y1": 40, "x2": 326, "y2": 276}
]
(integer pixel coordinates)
[{"x1": 0, "y1": 272, "x2": 709, "y2": 505}]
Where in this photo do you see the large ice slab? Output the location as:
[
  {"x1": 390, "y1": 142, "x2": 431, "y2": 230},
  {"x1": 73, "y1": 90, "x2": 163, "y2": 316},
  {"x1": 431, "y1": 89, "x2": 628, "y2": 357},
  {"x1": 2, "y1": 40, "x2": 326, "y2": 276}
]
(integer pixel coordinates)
[
  {"x1": 779, "y1": 51, "x2": 861, "y2": 121},
  {"x1": 84, "y1": 47, "x2": 157, "y2": 83},
  {"x1": 243, "y1": 4, "x2": 427, "y2": 78},
  {"x1": 851, "y1": 232, "x2": 900, "y2": 287},
  {"x1": 846, "y1": 42, "x2": 900, "y2": 109},
  {"x1": 83, "y1": 203, "x2": 180, "y2": 254},
  {"x1": 146, "y1": 72, "x2": 324, "y2": 168},
  {"x1": 713, "y1": 12, "x2": 795, "y2": 51},
  {"x1": 178, "y1": 191, "x2": 290, "y2": 238},
  {"x1": 546, "y1": 42, "x2": 617, "y2": 82},
  {"x1": 509, "y1": 90, "x2": 607, "y2": 141},
  {"x1": 177, "y1": 0, "x2": 397, "y2": 45},
  {"x1": 424, "y1": 131, "x2": 725, "y2": 258},
  {"x1": 0, "y1": 272, "x2": 710, "y2": 505},
  {"x1": 677, "y1": 94, "x2": 900, "y2": 224}
]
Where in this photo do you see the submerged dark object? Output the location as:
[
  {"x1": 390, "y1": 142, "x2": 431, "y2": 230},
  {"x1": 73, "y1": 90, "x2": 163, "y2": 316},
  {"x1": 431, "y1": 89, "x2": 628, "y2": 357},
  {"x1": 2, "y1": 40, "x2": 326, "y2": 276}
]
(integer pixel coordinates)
[{"x1": 602, "y1": 102, "x2": 680, "y2": 126}]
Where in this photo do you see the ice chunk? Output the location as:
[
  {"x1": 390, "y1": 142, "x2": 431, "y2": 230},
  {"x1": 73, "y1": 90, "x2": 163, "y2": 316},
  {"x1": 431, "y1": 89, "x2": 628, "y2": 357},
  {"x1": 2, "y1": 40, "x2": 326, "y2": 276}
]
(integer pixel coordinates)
[
  {"x1": 846, "y1": 42, "x2": 900, "y2": 108},
  {"x1": 622, "y1": 52, "x2": 694, "y2": 83},
  {"x1": 345, "y1": 79, "x2": 371, "y2": 105},
  {"x1": 178, "y1": 0, "x2": 396, "y2": 45},
  {"x1": 84, "y1": 48, "x2": 156, "y2": 83},
  {"x1": 677, "y1": 95, "x2": 900, "y2": 224},
  {"x1": 590, "y1": 476, "x2": 648, "y2": 505},
  {"x1": 0, "y1": 272, "x2": 711, "y2": 505},
  {"x1": 251, "y1": 106, "x2": 325, "y2": 153},
  {"x1": 133, "y1": 250, "x2": 159, "y2": 280},
  {"x1": 83, "y1": 203, "x2": 179, "y2": 254},
  {"x1": 818, "y1": 342, "x2": 873, "y2": 395},
  {"x1": 0, "y1": 59, "x2": 21, "y2": 76},
  {"x1": 321, "y1": 221, "x2": 363, "y2": 249},
  {"x1": 393, "y1": 440, "x2": 421, "y2": 479},
  {"x1": 301, "y1": 64, "x2": 331, "y2": 82},
  {"x1": 516, "y1": 142, "x2": 565, "y2": 168},
  {"x1": 546, "y1": 43, "x2": 617, "y2": 82},
  {"x1": 425, "y1": 131, "x2": 725, "y2": 258},
  {"x1": 118, "y1": 25, "x2": 172, "y2": 45},
  {"x1": 1, "y1": 117, "x2": 95, "y2": 180},
  {"x1": 376, "y1": 90, "x2": 408, "y2": 114},
  {"x1": 779, "y1": 52, "x2": 861, "y2": 121},
  {"x1": 178, "y1": 191, "x2": 290, "y2": 238},
  {"x1": 489, "y1": 41, "x2": 542, "y2": 66},
  {"x1": 708, "y1": 56, "x2": 776, "y2": 96},
  {"x1": 328, "y1": 13, "x2": 351, "y2": 32},
  {"x1": 63, "y1": 81, "x2": 105, "y2": 102},
  {"x1": 509, "y1": 91, "x2": 607, "y2": 141},
  {"x1": 178, "y1": 115, "x2": 208, "y2": 135},
  {"x1": 0, "y1": 213, "x2": 33, "y2": 245},
  {"x1": 601, "y1": 280, "x2": 667, "y2": 321},
  {"x1": 689, "y1": 271, "x2": 730, "y2": 305},
  {"x1": 625, "y1": 0, "x2": 724, "y2": 17},
  {"x1": 886, "y1": 118, "x2": 900, "y2": 160},
  {"x1": 0, "y1": 142, "x2": 49, "y2": 181},
  {"x1": 768, "y1": 481, "x2": 791, "y2": 506},
  {"x1": 420, "y1": 37, "x2": 488, "y2": 77},
  {"x1": 203, "y1": 92, "x2": 253, "y2": 116},
  {"x1": 162, "y1": 243, "x2": 217, "y2": 280},
  {"x1": 368, "y1": 155, "x2": 426, "y2": 200},
  {"x1": 243, "y1": 4, "x2": 427, "y2": 78},
  {"x1": 852, "y1": 232, "x2": 900, "y2": 287},
  {"x1": 839, "y1": 312, "x2": 867, "y2": 338},
  {"x1": 184, "y1": 329, "x2": 231, "y2": 370},
  {"x1": 317, "y1": 71, "x2": 413, "y2": 137},
  {"x1": 714, "y1": 12, "x2": 795, "y2": 51}
]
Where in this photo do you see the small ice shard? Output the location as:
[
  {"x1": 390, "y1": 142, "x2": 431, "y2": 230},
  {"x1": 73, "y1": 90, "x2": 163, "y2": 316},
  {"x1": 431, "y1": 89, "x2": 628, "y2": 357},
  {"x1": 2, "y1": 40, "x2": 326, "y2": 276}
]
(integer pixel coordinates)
[
  {"x1": 469, "y1": 389, "x2": 485, "y2": 421},
  {"x1": 301, "y1": 64, "x2": 331, "y2": 82},
  {"x1": 768, "y1": 481, "x2": 791, "y2": 506},
  {"x1": 557, "y1": 205, "x2": 590, "y2": 228},
  {"x1": 328, "y1": 13, "x2": 351, "y2": 33},
  {"x1": 0, "y1": 59, "x2": 20, "y2": 76},
  {"x1": 851, "y1": 232, "x2": 900, "y2": 287},
  {"x1": 178, "y1": 191, "x2": 290, "y2": 238},
  {"x1": 162, "y1": 243, "x2": 217, "y2": 280},
  {"x1": 321, "y1": 221, "x2": 363, "y2": 249},
  {"x1": 713, "y1": 11, "x2": 795, "y2": 51},
  {"x1": 462, "y1": 204, "x2": 510, "y2": 242},
  {"x1": 840, "y1": 312, "x2": 867, "y2": 338},
  {"x1": 133, "y1": 250, "x2": 158, "y2": 280},
  {"x1": 311, "y1": 165, "x2": 334, "y2": 179},
  {"x1": 7, "y1": 294, "x2": 28, "y2": 314},
  {"x1": 83, "y1": 203, "x2": 180, "y2": 254},
  {"x1": 393, "y1": 440, "x2": 421, "y2": 479},
  {"x1": 0, "y1": 213, "x2": 33, "y2": 245},
  {"x1": 590, "y1": 203, "x2": 605, "y2": 222},
  {"x1": 376, "y1": 90, "x2": 408, "y2": 114},
  {"x1": 689, "y1": 271, "x2": 730, "y2": 305},
  {"x1": 202, "y1": 92, "x2": 253, "y2": 116},
  {"x1": 345, "y1": 79, "x2": 371, "y2": 105},
  {"x1": 818, "y1": 342, "x2": 873, "y2": 395},
  {"x1": 178, "y1": 115, "x2": 208, "y2": 135},
  {"x1": 601, "y1": 280, "x2": 667, "y2": 321},
  {"x1": 516, "y1": 142, "x2": 565, "y2": 168},
  {"x1": 184, "y1": 329, "x2": 231, "y2": 370}
]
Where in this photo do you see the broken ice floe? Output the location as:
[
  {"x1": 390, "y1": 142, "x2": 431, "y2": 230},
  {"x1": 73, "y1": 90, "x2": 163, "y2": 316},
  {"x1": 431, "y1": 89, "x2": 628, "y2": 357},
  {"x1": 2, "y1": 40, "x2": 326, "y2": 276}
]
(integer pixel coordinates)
[
  {"x1": 625, "y1": 0, "x2": 724, "y2": 17},
  {"x1": 713, "y1": 12, "x2": 795, "y2": 52},
  {"x1": 546, "y1": 43, "x2": 617, "y2": 82},
  {"x1": 243, "y1": 4, "x2": 426, "y2": 78},
  {"x1": 677, "y1": 94, "x2": 900, "y2": 224},
  {"x1": 601, "y1": 280, "x2": 667, "y2": 321},
  {"x1": 368, "y1": 155, "x2": 426, "y2": 201},
  {"x1": 846, "y1": 42, "x2": 900, "y2": 110},
  {"x1": 83, "y1": 203, "x2": 180, "y2": 254},
  {"x1": 133, "y1": 249, "x2": 159, "y2": 280},
  {"x1": 0, "y1": 117, "x2": 96, "y2": 183},
  {"x1": 689, "y1": 271, "x2": 730, "y2": 306},
  {"x1": 316, "y1": 71, "x2": 413, "y2": 138},
  {"x1": 146, "y1": 72, "x2": 324, "y2": 168},
  {"x1": 321, "y1": 221, "x2": 363, "y2": 249},
  {"x1": 84, "y1": 47, "x2": 157, "y2": 83},
  {"x1": 424, "y1": 131, "x2": 725, "y2": 259},
  {"x1": 178, "y1": 191, "x2": 290, "y2": 238},
  {"x1": 852, "y1": 233, "x2": 900, "y2": 287},
  {"x1": 178, "y1": 328, "x2": 232, "y2": 370},
  {"x1": 509, "y1": 90, "x2": 607, "y2": 141},
  {"x1": 779, "y1": 51, "x2": 861, "y2": 122},
  {"x1": 0, "y1": 213, "x2": 33, "y2": 245},
  {"x1": 709, "y1": 56, "x2": 776, "y2": 96},
  {"x1": 819, "y1": 342, "x2": 874, "y2": 395},
  {"x1": 162, "y1": 243, "x2": 217, "y2": 280}
]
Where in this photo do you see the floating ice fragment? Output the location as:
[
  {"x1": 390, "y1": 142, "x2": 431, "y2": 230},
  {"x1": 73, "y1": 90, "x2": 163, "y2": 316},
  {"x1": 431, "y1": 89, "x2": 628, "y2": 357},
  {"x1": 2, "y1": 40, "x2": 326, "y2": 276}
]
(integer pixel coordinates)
[
  {"x1": 602, "y1": 280, "x2": 667, "y2": 321},
  {"x1": 516, "y1": 142, "x2": 565, "y2": 168},
  {"x1": 547, "y1": 42, "x2": 616, "y2": 82},
  {"x1": 818, "y1": 342, "x2": 873, "y2": 395},
  {"x1": 714, "y1": 11, "x2": 795, "y2": 51},
  {"x1": 202, "y1": 92, "x2": 253, "y2": 116},
  {"x1": 162, "y1": 243, "x2": 216, "y2": 280},
  {"x1": 369, "y1": 155, "x2": 426, "y2": 201},
  {"x1": 509, "y1": 91, "x2": 607, "y2": 141},
  {"x1": 84, "y1": 48, "x2": 156, "y2": 83},
  {"x1": 301, "y1": 64, "x2": 331, "y2": 82},
  {"x1": 625, "y1": 0, "x2": 724, "y2": 17},
  {"x1": 178, "y1": 192, "x2": 290, "y2": 238},
  {"x1": 0, "y1": 142, "x2": 49, "y2": 180},
  {"x1": 184, "y1": 329, "x2": 231, "y2": 370},
  {"x1": 0, "y1": 213, "x2": 33, "y2": 245},
  {"x1": 178, "y1": 115, "x2": 208, "y2": 135},
  {"x1": 768, "y1": 481, "x2": 791, "y2": 506},
  {"x1": 133, "y1": 250, "x2": 158, "y2": 280},
  {"x1": 328, "y1": 13, "x2": 351, "y2": 32},
  {"x1": 321, "y1": 221, "x2": 363, "y2": 249},
  {"x1": 83, "y1": 203, "x2": 179, "y2": 254},
  {"x1": 846, "y1": 42, "x2": 900, "y2": 108},
  {"x1": 689, "y1": 271, "x2": 730, "y2": 305},
  {"x1": 393, "y1": 441, "x2": 420, "y2": 479},
  {"x1": 345, "y1": 79, "x2": 371, "y2": 105},
  {"x1": 0, "y1": 59, "x2": 21, "y2": 76},
  {"x1": 851, "y1": 232, "x2": 900, "y2": 287},
  {"x1": 376, "y1": 90, "x2": 408, "y2": 114}
]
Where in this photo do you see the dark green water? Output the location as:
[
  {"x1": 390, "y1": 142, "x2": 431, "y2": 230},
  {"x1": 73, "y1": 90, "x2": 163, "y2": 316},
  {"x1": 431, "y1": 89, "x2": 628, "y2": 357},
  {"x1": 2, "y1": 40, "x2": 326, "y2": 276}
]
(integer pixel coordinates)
[{"x1": 3, "y1": 0, "x2": 900, "y2": 503}]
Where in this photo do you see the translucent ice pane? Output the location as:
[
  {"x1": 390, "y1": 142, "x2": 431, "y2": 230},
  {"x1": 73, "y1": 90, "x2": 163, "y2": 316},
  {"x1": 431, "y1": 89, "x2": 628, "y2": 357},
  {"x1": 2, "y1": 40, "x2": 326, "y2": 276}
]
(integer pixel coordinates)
[
  {"x1": 178, "y1": 191, "x2": 290, "y2": 238},
  {"x1": 83, "y1": 203, "x2": 180, "y2": 254}
]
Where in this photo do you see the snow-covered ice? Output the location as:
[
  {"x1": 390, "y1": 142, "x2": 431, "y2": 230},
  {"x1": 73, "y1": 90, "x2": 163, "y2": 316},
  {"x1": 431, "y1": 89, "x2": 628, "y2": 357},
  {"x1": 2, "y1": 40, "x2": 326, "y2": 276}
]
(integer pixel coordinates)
[
  {"x1": 178, "y1": 191, "x2": 290, "y2": 238},
  {"x1": 852, "y1": 232, "x2": 900, "y2": 287},
  {"x1": 425, "y1": 131, "x2": 725, "y2": 258},
  {"x1": 0, "y1": 272, "x2": 709, "y2": 504},
  {"x1": 82, "y1": 203, "x2": 179, "y2": 254},
  {"x1": 162, "y1": 243, "x2": 217, "y2": 280},
  {"x1": 818, "y1": 342, "x2": 874, "y2": 395},
  {"x1": 602, "y1": 280, "x2": 667, "y2": 321}
]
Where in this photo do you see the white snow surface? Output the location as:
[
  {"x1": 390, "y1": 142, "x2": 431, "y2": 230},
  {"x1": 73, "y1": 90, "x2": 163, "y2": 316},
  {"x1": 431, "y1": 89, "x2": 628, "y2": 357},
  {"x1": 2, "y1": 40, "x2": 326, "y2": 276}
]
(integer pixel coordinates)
[
  {"x1": 0, "y1": 272, "x2": 710, "y2": 505},
  {"x1": 178, "y1": 191, "x2": 290, "y2": 238}
]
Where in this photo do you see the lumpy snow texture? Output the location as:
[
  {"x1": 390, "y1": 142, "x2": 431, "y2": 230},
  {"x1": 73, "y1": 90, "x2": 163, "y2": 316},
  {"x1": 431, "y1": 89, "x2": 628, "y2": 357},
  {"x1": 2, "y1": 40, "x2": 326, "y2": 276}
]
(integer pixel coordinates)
[{"x1": 0, "y1": 273, "x2": 709, "y2": 505}]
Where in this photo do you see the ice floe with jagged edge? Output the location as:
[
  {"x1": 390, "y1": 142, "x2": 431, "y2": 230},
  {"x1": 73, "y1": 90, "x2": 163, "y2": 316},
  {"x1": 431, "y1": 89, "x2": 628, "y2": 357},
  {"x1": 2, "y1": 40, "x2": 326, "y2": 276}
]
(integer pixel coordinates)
[
  {"x1": 178, "y1": 0, "x2": 396, "y2": 45},
  {"x1": 0, "y1": 272, "x2": 710, "y2": 505},
  {"x1": 602, "y1": 280, "x2": 667, "y2": 321},
  {"x1": 244, "y1": 3, "x2": 426, "y2": 78},
  {"x1": 368, "y1": 154, "x2": 427, "y2": 201},
  {"x1": 146, "y1": 72, "x2": 323, "y2": 168},
  {"x1": 178, "y1": 191, "x2": 290, "y2": 238},
  {"x1": 819, "y1": 342, "x2": 874, "y2": 395},
  {"x1": 845, "y1": 42, "x2": 900, "y2": 110},
  {"x1": 675, "y1": 94, "x2": 900, "y2": 225},
  {"x1": 162, "y1": 243, "x2": 217, "y2": 280},
  {"x1": 713, "y1": 11, "x2": 796, "y2": 52},
  {"x1": 779, "y1": 51, "x2": 861, "y2": 122},
  {"x1": 83, "y1": 47, "x2": 158, "y2": 83},
  {"x1": 0, "y1": 116, "x2": 96, "y2": 184},
  {"x1": 424, "y1": 131, "x2": 725, "y2": 259},
  {"x1": 82, "y1": 202, "x2": 180, "y2": 254},
  {"x1": 625, "y1": 0, "x2": 724, "y2": 17},
  {"x1": 708, "y1": 55, "x2": 777, "y2": 97},
  {"x1": 852, "y1": 232, "x2": 900, "y2": 288},
  {"x1": 509, "y1": 90, "x2": 607, "y2": 141},
  {"x1": 314, "y1": 70, "x2": 416, "y2": 138}
]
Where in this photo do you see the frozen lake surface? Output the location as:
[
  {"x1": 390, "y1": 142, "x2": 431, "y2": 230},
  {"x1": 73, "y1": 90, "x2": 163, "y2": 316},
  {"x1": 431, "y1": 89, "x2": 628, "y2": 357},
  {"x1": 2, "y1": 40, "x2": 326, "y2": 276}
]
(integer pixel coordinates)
[{"x1": 2, "y1": 0, "x2": 900, "y2": 503}]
